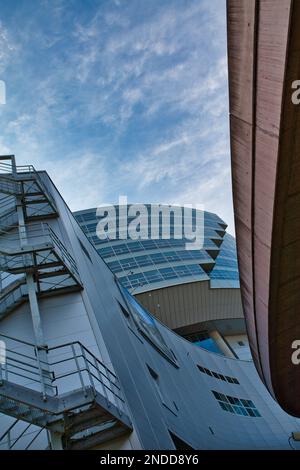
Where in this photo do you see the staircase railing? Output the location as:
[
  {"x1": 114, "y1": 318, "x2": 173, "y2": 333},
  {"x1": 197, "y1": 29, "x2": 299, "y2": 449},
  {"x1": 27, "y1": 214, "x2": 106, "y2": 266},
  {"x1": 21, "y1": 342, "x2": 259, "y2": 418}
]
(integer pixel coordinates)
[
  {"x1": 0, "y1": 160, "x2": 35, "y2": 175},
  {"x1": 0, "y1": 222, "x2": 81, "y2": 281},
  {"x1": 0, "y1": 334, "x2": 54, "y2": 395},
  {"x1": 0, "y1": 334, "x2": 127, "y2": 417},
  {"x1": 0, "y1": 280, "x2": 27, "y2": 317},
  {"x1": 0, "y1": 194, "x2": 15, "y2": 212},
  {"x1": 0, "y1": 418, "x2": 50, "y2": 450},
  {"x1": 0, "y1": 158, "x2": 57, "y2": 212}
]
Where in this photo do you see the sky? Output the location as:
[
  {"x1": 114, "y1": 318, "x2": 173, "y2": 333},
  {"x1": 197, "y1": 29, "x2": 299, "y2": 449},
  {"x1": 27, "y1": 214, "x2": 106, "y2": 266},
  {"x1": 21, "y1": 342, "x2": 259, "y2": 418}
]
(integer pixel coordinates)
[{"x1": 0, "y1": 0, "x2": 234, "y2": 234}]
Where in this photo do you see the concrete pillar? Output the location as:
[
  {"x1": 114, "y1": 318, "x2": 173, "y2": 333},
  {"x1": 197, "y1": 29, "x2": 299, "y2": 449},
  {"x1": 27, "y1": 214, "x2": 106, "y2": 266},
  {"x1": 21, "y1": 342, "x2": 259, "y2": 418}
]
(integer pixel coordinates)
[{"x1": 209, "y1": 330, "x2": 236, "y2": 359}]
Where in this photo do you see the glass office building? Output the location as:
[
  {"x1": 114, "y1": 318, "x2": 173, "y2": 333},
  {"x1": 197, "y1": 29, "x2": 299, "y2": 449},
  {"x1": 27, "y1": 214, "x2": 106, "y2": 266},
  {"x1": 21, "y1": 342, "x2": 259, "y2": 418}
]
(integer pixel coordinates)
[
  {"x1": 74, "y1": 205, "x2": 239, "y2": 293},
  {"x1": 74, "y1": 205, "x2": 249, "y2": 360}
]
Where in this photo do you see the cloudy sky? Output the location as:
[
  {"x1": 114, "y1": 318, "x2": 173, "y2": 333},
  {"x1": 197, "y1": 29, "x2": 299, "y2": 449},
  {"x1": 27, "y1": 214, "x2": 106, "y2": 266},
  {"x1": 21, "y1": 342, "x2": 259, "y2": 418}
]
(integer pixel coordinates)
[{"x1": 0, "y1": 0, "x2": 234, "y2": 233}]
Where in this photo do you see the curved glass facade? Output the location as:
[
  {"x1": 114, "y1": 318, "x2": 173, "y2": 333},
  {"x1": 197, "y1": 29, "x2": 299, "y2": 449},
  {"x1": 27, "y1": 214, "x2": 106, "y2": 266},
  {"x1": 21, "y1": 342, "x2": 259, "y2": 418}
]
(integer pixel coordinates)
[{"x1": 74, "y1": 205, "x2": 239, "y2": 294}]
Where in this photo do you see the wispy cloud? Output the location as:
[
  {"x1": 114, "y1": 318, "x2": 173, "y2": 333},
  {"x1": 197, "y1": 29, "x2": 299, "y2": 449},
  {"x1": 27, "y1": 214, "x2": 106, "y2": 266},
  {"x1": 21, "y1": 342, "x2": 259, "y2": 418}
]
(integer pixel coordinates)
[
  {"x1": 0, "y1": 0, "x2": 234, "y2": 233},
  {"x1": 0, "y1": 20, "x2": 18, "y2": 73}
]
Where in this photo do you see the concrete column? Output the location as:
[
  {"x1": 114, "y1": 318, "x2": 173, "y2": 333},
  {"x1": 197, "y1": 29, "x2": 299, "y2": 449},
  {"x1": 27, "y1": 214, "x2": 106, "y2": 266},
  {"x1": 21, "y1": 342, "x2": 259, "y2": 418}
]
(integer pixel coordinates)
[{"x1": 209, "y1": 330, "x2": 236, "y2": 359}]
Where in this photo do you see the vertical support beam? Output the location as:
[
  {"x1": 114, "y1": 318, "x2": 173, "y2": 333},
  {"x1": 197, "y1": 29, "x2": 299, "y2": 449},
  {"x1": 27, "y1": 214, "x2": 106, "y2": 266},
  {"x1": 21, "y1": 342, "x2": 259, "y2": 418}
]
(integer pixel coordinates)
[
  {"x1": 49, "y1": 431, "x2": 64, "y2": 450},
  {"x1": 14, "y1": 168, "x2": 45, "y2": 347},
  {"x1": 209, "y1": 330, "x2": 236, "y2": 359},
  {"x1": 16, "y1": 199, "x2": 27, "y2": 247},
  {"x1": 10, "y1": 155, "x2": 16, "y2": 175},
  {"x1": 9, "y1": 155, "x2": 58, "y2": 445},
  {"x1": 26, "y1": 273, "x2": 45, "y2": 348},
  {"x1": 13, "y1": 158, "x2": 52, "y2": 394}
]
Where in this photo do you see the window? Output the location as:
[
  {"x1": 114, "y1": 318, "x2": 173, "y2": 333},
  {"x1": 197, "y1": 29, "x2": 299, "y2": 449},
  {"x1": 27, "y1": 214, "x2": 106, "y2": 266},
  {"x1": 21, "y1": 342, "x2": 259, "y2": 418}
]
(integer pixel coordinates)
[
  {"x1": 197, "y1": 365, "x2": 240, "y2": 385},
  {"x1": 225, "y1": 376, "x2": 235, "y2": 384},
  {"x1": 119, "y1": 284, "x2": 176, "y2": 364},
  {"x1": 98, "y1": 247, "x2": 114, "y2": 258},
  {"x1": 212, "y1": 390, "x2": 261, "y2": 417},
  {"x1": 185, "y1": 330, "x2": 210, "y2": 343}
]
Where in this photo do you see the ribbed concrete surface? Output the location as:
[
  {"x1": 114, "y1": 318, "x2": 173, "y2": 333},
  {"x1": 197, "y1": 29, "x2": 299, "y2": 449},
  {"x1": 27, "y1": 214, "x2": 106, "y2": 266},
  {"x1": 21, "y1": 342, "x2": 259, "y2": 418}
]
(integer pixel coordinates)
[
  {"x1": 228, "y1": 0, "x2": 300, "y2": 415},
  {"x1": 136, "y1": 281, "x2": 243, "y2": 330}
]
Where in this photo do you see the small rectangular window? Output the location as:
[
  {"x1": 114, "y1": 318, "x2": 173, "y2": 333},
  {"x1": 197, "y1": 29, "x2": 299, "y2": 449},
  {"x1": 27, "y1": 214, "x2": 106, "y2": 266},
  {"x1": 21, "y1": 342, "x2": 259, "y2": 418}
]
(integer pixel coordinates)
[
  {"x1": 212, "y1": 391, "x2": 261, "y2": 418},
  {"x1": 226, "y1": 376, "x2": 234, "y2": 384}
]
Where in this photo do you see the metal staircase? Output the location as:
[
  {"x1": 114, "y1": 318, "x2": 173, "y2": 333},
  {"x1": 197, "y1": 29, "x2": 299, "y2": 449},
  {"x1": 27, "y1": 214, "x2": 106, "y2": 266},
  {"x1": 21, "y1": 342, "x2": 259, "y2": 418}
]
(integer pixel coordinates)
[
  {"x1": 0, "y1": 157, "x2": 57, "y2": 221},
  {"x1": 0, "y1": 155, "x2": 72, "y2": 321},
  {"x1": 0, "y1": 155, "x2": 132, "y2": 449},
  {"x1": 0, "y1": 334, "x2": 132, "y2": 450},
  {"x1": 0, "y1": 223, "x2": 82, "y2": 321}
]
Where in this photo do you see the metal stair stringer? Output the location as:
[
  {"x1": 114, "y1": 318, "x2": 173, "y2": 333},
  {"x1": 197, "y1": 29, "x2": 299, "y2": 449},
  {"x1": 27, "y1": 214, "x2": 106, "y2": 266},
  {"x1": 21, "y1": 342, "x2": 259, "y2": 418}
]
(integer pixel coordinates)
[
  {"x1": 0, "y1": 380, "x2": 132, "y2": 447},
  {"x1": 0, "y1": 277, "x2": 28, "y2": 320},
  {"x1": 0, "y1": 156, "x2": 58, "y2": 221},
  {"x1": 0, "y1": 208, "x2": 18, "y2": 233}
]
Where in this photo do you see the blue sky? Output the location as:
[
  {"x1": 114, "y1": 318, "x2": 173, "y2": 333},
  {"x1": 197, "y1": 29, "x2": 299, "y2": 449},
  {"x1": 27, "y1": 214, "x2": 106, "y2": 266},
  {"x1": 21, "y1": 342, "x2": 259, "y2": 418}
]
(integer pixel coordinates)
[{"x1": 0, "y1": 0, "x2": 234, "y2": 233}]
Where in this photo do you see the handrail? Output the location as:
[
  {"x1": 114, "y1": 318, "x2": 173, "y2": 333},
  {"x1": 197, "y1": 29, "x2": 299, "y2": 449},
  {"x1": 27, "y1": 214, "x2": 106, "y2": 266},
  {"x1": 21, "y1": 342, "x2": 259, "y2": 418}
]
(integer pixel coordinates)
[
  {"x1": 0, "y1": 161, "x2": 35, "y2": 174},
  {"x1": 0, "y1": 194, "x2": 16, "y2": 210},
  {"x1": 0, "y1": 284, "x2": 28, "y2": 318},
  {"x1": 0, "y1": 222, "x2": 80, "y2": 280},
  {"x1": 0, "y1": 418, "x2": 19, "y2": 443},
  {"x1": 0, "y1": 210, "x2": 18, "y2": 231},
  {"x1": 0, "y1": 273, "x2": 26, "y2": 293},
  {"x1": 48, "y1": 341, "x2": 119, "y2": 380},
  {"x1": 0, "y1": 332, "x2": 42, "y2": 348},
  {"x1": 47, "y1": 225, "x2": 79, "y2": 277},
  {"x1": 25, "y1": 426, "x2": 47, "y2": 450},
  {"x1": 10, "y1": 422, "x2": 32, "y2": 449},
  {"x1": 0, "y1": 417, "x2": 49, "y2": 450},
  {"x1": 0, "y1": 334, "x2": 126, "y2": 415},
  {"x1": 0, "y1": 221, "x2": 51, "y2": 241},
  {"x1": 0, "y1": 159, "x2": 57, "y2": 211}
]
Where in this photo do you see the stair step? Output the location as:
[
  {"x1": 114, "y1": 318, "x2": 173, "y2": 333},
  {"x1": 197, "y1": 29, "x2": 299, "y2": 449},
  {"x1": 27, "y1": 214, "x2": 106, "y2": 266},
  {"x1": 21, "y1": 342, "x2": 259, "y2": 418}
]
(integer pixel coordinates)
[
  {"x1": 19, "y1": 410, "x2": 33, "y2": 418},
  {"x1": 0, "y1": 400, "x2": 47, "y2": 424},
  {"x1": 2, "y1": 404, "x2": 19, "y2": 413}
]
